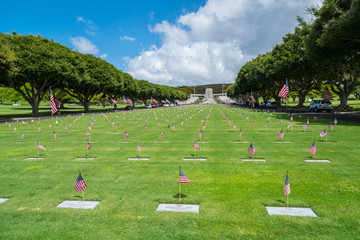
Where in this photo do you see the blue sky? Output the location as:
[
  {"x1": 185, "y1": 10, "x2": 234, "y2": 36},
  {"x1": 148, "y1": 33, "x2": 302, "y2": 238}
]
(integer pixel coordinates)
[{"x1": 1, "y1": 0, "x2": 322, "y2": 86}]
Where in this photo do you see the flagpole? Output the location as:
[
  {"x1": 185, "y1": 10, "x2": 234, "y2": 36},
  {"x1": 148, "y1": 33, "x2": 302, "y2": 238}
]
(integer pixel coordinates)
[{"x1": 82, "y1": 190, "x2": 85, "y2": 201}]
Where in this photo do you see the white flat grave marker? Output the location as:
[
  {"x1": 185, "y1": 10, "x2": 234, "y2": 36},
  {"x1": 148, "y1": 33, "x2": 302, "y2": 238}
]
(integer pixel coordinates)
[
  {"x1": 232, "y1": 141, "x2": 249, "y2": 143},
  {"x1": 57, "y1": 200, "x2": 100, "y2": 209},
  {"x1": 128, "y1": 158, "x2": 150, "y2": 160},
  {"x1": 242, "y1": 159, "x2": 266, "y2": 162},
  {"x1": 266, "y1": 207, "x2": 317, "y2": 217},
  {"x1": 156, "y1": 204, "x2": 199, "y2": 213},
  {"x1": 275, "y1": 141, "x2": 292, "y2": 144},
  {"x1": 154, "y1": 141, "x2": 170, "y2": 143},
  {"x1": 305, "y1": 160, "x2": 331, "y2": 162},
  {"x1": 25, "y1": 158, "x2": 44, "y2": 160},
  {"x1": 183, "y1": 158, "x2": 207, "y2": 161},
  {"x1": 0, "y1": 198, "x2": 9, "y2": 204},
  {"x1": 75, "y1": 158, "x2": 96, "y2": 160}
]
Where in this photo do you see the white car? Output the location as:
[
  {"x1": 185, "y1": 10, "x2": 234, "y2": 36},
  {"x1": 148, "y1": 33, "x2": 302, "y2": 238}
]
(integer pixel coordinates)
[{"x1": 308, "y1": 100, "x2": 332, "y2": 112}]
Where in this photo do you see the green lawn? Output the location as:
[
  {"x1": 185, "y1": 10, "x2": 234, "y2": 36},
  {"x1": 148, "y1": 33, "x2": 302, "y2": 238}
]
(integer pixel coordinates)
[{"x1": 0, "y1": 105, "x2": 359, "y2": 239}]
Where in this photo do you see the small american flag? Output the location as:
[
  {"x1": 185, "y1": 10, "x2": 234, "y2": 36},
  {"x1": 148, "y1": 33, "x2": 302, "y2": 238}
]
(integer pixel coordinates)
[
  {"x1": 53, "y1": 131, "x2": 56, "y2": 139},
  {"x1": 202, "y1": 124, "x2": 205, "y2": 130},
  {"x1": 38, "y1": 142, "x2": 46, "y2": 151},
  {"x1": 278, "y1": 80, "x2": 289, "y2": 100},
  {"x1": 124, "y1": 131, "x2": 129, "y2": 138},
  {"x1": 21, "y1": 132, "x2": 24, "y2": 140},
  {"x1": 14, "y1": 126, "x2": 16, "y2": 132},
  {"x1": 198, "y1": 130, "x2": 202, "y2": 138},
  {"x1": 171, "y1": 124, "x2": 175, "y2": 130},
  {"x1": 87, "y1": 142, "x2": 92, "y2": 150},
  {"x1": 64, "y1": 126, "x2": 67, "y2": 130},
  {"x1": 86, "y1": 131, "x2": 90, "y2": 137},
  {"x1": 160, "y1": 131, "x2": 163, "y2": 137},
  {"x1": 290, "y1": 116, "x2": 293, "y2": 121},
  {"x1": 322, "y1": 87, "x2": 332, "y2": 100},
  {"x1": 251, "y1": 91, "x2": 255, "y2": 107},
  {"x1": 74, "y1": 172, "x2": 87, "y2": 192},
  {"x1": 334, "y1": 118, "x2": 337, "y2": 125},
  {"x1": 49, "y1": 87, "x2": 58, "y2": 115},
  {"x1": 328, "y1": 122, "x2": 333, "y2": 129},
  {"x1": 287, "y1": 123, "x2": 292, "y2": 128},
  {"x1": 239, "y1": 129, "x2": 242, "y2": 137},
  {"x1": 303, "y1": 123, "x2": 307, "y2": 130},
  {"x1": 233, "y1": 123, "x2": 236, "y2": 129},
  {"x1": 108, "y1": 97, "x2": 117, "y2": 105},
  {"x1": 193, "y1": 141, "x2": 200, "y2": 150},
  {"x1": 280, "y1": 119, "x2": 283, "y2": 124},
  {"x1": 150, "y1": 97, "x2": 158, "y2": 104},
  {"x1": 144, "y1": 125, "x2": 148, "y2": 130},
  {"x1": 123, "y1": 96, "x2": 133, "y2": 105},
  {"x1": 309, "y1": 141, "x2": 316, "y2": 156},
  {"x1": 278, "y1": 129, "x2": 284, "y2": 139},
  {"x1": 320, "y1": 129, "x2": 327, "y2": 137},
  {"x1": 247, "y1": 143, "x2": 255, "y2": 156},
  {"x1": 180, "y1": 120, "x2": 183, "y2": 125},
  {"x1": 283, "y1": 173, "x2": 290, "y2": 196},
  {"x1": 179, "y1": 169, "x2": 191, "y2": 184},
  {"x1": 137, "y1": 142, "x2": 141, "y2": 153}
]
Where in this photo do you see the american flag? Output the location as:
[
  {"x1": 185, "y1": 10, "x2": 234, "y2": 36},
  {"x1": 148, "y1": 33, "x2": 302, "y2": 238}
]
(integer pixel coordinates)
[
  {"x1": 88, "y1": 125, "x2": 91, "y2": 131},
  {"x1": 150, "y1": 97, "x2": 158, "y2": 104},
  {"x1": 303, "y1": 123, "x2": 307, "y2": 130},
  {"x1": 278, "y1": 80, "x2": 289, "y2": 100},
  {"x1": 320, "y1": 129, "x2": 327, "y2": 137},
  {"x1": 322, "y1": 87, "x2": 332, "y2": 100},
  {"x1": 124, "y1": 131, "x2": 129, "y2": 138},
  {"x1": 180, "y1": 120, "x2": 183, "y2": 125},
  {"x1": 290, "y1": 116, "x2": 293, "y2": 121},
  {"x1": 179, "y1": 169, "x2": 191, "y2": 184},
  {"x1": 160, "y1": 131, "x2": 163, "y2": 137},
  {"x1": 193, "y1": 141, "x2": 200, "y2": 150},
  {"x1": 14, "y1": 126, "x2": 16, "y2": 132},
  {"x1": 21, "y1": 132, "x2": 24, "y2": 140},
  {"x1": 171, "y1": 124, "x2": 175, "y2": 130},
  {"x1": 287, "y1": 123, "x2": 292, "y2": 128},
  {"x1": 137, "y1": 142, "x2": 141, "y2": 153},
  {"x1": 53, "y1": 131, "x2": 56, "y2": 139},
  {"x1": 144, "y1": 125, "x2": 148, "y2": 130},
  {"x1": 86, "y1": 131, "x2": 90, "y2": 137},
  {"x1": 38, "y1": 142, "x2": 46, "y2": 151},
  {"x1": 334, "y1": 118, "x2": 337, "y2": 125},
  {"x1": 239, "y1": 97, "x2": 244, "y2": 104},
  {"x1": 49, "y1": 87, "x2": 58, "y2": 115},
  {"x1": 87, "y1": 142, "x2": 92, "y2": 150},
  {"x1": 239, "y1": 129, "x2": 242, "y2": 137},
  {"x1": 283, "y1": 173, "x2": 290, "y2": 196},
  {"x1": 74, "y1": 172, "x2": 87, "y2": 192},
  {"x1": 247, "y1": 143, "x2": 255, "y2": 156},
  {"x1": 108, "y1": 97, "x2": 117, "y2": 105},
  {"x1": 328, "y1": 122, "x2": 333, "y2": 129},
  {"x1": 198, "y1": 130, "x2": 202, "y2": 138},
  {"x1": 123, "y1": 96, "x2": 133, "y2": 105},
  {"x1": 165, "y1": 99, "x2": 171, "y2": 104},
  {"x1": 278, "y1": 129, "x2": 284, "y2": 139},
  {"x1": 233, "y1": 123, "x2": 236, "y2": 129},
  {"x1": 309, "y1": 141, "x2": 316, "y2": 156}
]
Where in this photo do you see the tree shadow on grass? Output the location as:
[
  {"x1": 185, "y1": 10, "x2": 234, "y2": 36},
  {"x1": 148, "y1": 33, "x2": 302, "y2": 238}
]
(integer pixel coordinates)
[{"x1": 173, "y1": 193, "x2": 187, "y2": 199}]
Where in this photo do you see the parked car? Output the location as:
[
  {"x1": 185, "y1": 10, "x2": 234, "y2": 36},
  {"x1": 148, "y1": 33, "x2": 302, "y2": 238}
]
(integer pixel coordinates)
[
  {"x1": 163, "y1": 104, "x2": 170, "y2": 107},
  {"x1": 124, "y1": 105, "x2": 134, "y2": 111},
  {"x1": 308, "y1": 100, "x2": 332, "y2": 112},
  {"x1": 151, "y1": 104, "x2": 158, "y2": 108},
  {"x1": 145, "y1": 105, "x2": 152, "y2": 109},
  {"x1": 265, "y1": 101, "x2": 277, "y2": 108}
]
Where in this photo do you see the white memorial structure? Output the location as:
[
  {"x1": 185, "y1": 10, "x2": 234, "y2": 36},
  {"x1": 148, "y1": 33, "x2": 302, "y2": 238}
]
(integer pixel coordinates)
[{"x1": 186, "y1": 88, "x2": 229, "y2": 104}]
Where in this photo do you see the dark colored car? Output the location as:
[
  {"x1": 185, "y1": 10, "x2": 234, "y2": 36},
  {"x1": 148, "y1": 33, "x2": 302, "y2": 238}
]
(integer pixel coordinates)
[{"x1": 124, "y1": 106, "x2": 134, "y2": 110}]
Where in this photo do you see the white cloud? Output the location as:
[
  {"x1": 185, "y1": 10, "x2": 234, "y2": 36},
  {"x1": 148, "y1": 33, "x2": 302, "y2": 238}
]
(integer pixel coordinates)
[
  {"x1": 120, "y1": 35, "x2": 136, "y2": 41},
  {"x1": 99, "y1": 53, "x2": 108, "y2": 59},
  {"x1": 70, "y1": 36, "x2": 99, "y2": 54},
  {"x1": 77, "y1": 16, "x2": 97, "y2": 36},
  {"x1": 128, "y1": 0, "x2": 322, "y2": 86}
]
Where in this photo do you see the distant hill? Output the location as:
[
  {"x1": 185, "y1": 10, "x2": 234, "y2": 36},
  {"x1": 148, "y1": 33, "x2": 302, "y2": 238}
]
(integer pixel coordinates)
[{"x1": 191, "y1": 84, "x2": 233, "y2": 94}]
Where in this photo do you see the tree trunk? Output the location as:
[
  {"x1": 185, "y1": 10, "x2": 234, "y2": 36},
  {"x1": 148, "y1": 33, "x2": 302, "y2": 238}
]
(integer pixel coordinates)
[
  {"x1": 31, "y1": 98, "x2": 39, "y2": 116},
  {"x1": 339, "y1": 94, "x2": 349, "y2": 108},
  {"x1": 297, "y1": 94, "x2": 306, "y2": 107},
  {"x1": 113, "y1": 104, "x2": 117, "y2": 110},
  {"x1": 82, "y1": 101, "x2": 90, "y2": 112}
]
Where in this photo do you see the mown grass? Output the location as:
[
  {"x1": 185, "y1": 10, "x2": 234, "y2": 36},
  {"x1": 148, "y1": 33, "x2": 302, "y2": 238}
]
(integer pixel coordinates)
[{"x1": 0, "y1": 105, "x2": 359, "y2": 239}]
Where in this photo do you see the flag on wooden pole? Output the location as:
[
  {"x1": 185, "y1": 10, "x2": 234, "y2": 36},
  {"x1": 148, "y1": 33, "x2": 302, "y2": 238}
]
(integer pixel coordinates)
[
  {"x1": 309, "y1": 141, "x2": 316, "y2": 156},
  {"x1": 283, "y1": 172, "x2": 290, "y2": 196},
  {"x1": 74, "y1": 172, "x2": 87, "y2": 192},
  {"x1": 320, "y1": 129, "x2": 327, "y2": 137},
  {"x1": 278, "y1": 129, "x2": 284, "y2": 139},
  {"x1": 278, "y1": 80, "x2": 289, "y2": 100},
  {"x1": 137, "y1": 142, "x2": 141, "y2": 153},
  {"x1": 247, "y1": 143, "x2": 255, "y2": 157},
  {"x1": 49, "y1": 87, "x2": 58, "y2": 115},
  {"x1": 193, "y1": 141, "x2": 200, "y2": 150},
  {"x1": 38, "y1": 142, "x2": 46, "y2": 151},
  {"x1": 87, "y1": 142, "x2": 92, "y2": 150},
  {"x1": 179, "y1": 169, "x2": 191, "y2": 184}
]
